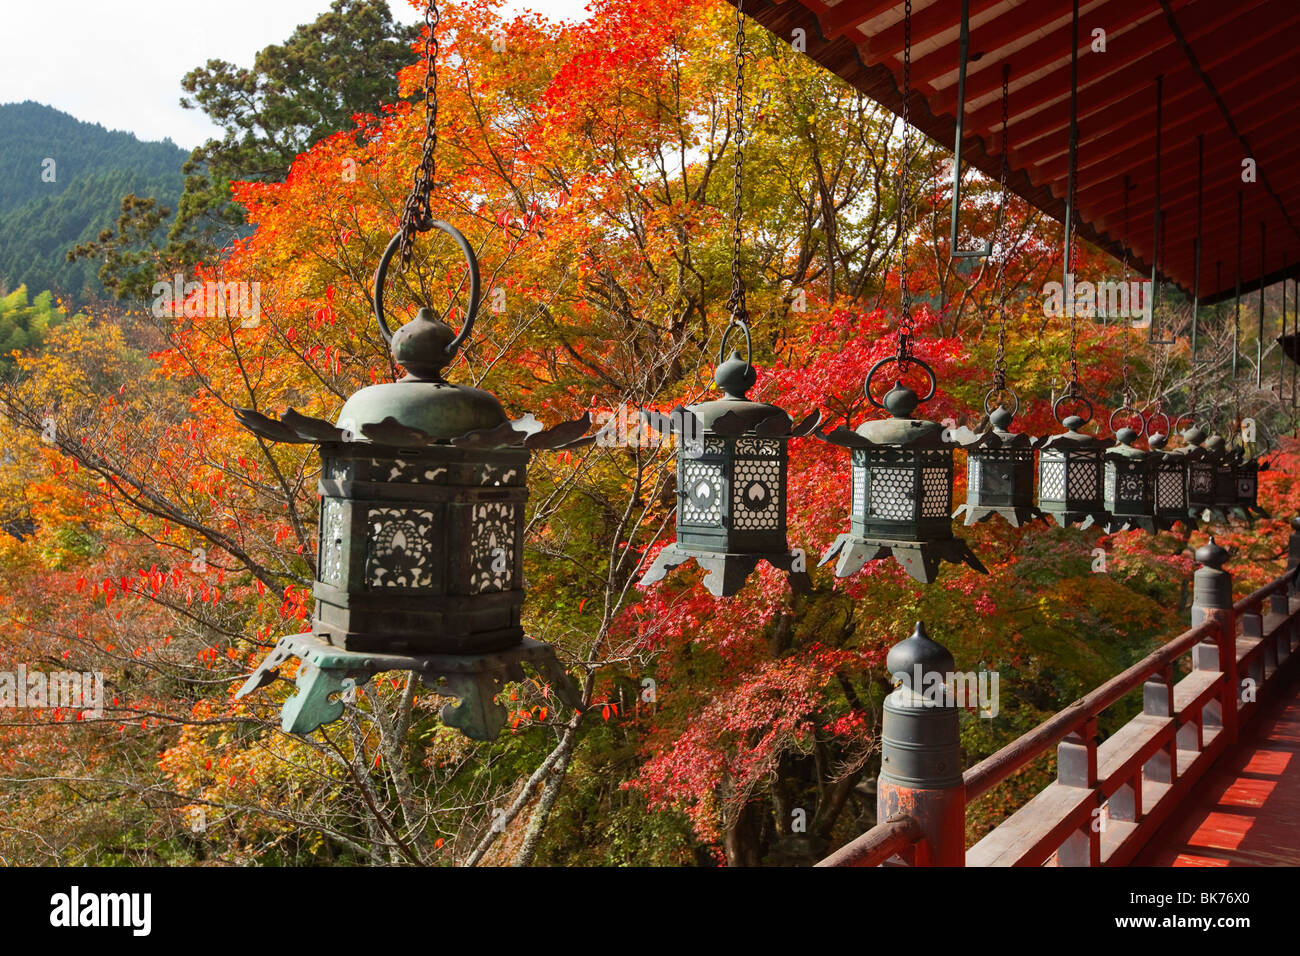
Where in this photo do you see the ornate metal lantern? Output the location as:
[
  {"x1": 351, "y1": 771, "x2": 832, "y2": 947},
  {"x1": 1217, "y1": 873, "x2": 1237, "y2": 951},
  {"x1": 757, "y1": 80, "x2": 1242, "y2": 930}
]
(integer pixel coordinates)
[
  {"x1": 1180, "y1": 424, "x2": 1218, "y2": 521},
  {"x1": 953, "y1": 391, "x2": 1043, "y2": 527},
  {"x1": 1204, "y1": 433, "x2": 1243, "y2": 520},
  {"x1": 819, "y1": 358, "x2": 986, "y2": 584},
  {"x1": 231, "y1": 223, "x2": 583, "y2": 739},
  {"x1": 1235, "y1": 451, "x2": 1270, "y2": 519},
  {"x1": 1102, "y1": 409, "x2": 1159, "y2": 533},
  {"x1": 1145, "y1": 413, "x2": 1189, "y2": 529},
  {"x1": 639, "y1": 327, "x2": 820, "y2": 597},
  {"x1": 1036, "y1": 393, "x2": 1110, "y2": 529}
]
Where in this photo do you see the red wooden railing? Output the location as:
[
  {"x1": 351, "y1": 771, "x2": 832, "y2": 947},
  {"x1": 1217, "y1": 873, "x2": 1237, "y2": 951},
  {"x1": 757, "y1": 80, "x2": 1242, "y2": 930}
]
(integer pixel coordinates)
[{"x1": 818, "y1": 551, "x2": 1300, "y2": 867}]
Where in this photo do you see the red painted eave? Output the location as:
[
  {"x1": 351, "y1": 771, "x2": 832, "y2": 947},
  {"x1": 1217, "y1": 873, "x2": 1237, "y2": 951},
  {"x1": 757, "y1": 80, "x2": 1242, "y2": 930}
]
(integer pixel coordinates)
[{"x1": 730, "y1": 0, "x2": 1300, "y2": 304}]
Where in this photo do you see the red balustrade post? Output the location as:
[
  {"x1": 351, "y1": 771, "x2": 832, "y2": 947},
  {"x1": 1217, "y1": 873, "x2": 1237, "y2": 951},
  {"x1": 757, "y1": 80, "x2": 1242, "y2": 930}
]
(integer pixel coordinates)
[
  {"x1": 877, "y1": 622, "x2": 966, "y2": 866},
  {"x1": 1192, "y1": 537, "x2": 1237, "y2": 744}
]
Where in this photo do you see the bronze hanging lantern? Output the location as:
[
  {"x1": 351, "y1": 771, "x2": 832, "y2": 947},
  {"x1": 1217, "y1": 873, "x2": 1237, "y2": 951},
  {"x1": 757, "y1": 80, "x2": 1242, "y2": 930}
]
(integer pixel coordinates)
[
  {"x1": 952, "y1": 70, "x2": 1040, "y2": 529},
  {"x1": 953, "y1": 391, "x2": 1043, "y2": 527},
  {"x1": 1179, "y1": 423, "x2": 1219, "y2": 522},
  {"x1": 1036, "y1": 391, "x2": 1110, "y2": 529},
  {"x1": 1235, "y1": 444, "x2": 1271, "y2": 520},
  {"x1": 819, "y1": 358, "x2": 986, "y2": 584},
  {"x1": 639, "y1": 325, "x2": 819, "y2": 597},
  {"x1": 229, "y1": 1, "x2": 581, "y2": 740},
  {"x1": 638, "y1": 5, "x2": 818, "y2": 598},
  {"x1": 818, "y1": 2, "x2": 982, "y2": 585},
  {"x1": 1102, "y1": 406, "x2": 1159, "y2": 533},
  {"x1": 1203, "y1": 433, "x2": 1243, "y2": 520}
]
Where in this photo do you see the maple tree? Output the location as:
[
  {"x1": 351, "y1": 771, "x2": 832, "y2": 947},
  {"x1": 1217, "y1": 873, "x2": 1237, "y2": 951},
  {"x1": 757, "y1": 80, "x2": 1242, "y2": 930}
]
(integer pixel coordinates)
[{"x1": 0, "y1": 0, "x2": 1296, "y2": 866}]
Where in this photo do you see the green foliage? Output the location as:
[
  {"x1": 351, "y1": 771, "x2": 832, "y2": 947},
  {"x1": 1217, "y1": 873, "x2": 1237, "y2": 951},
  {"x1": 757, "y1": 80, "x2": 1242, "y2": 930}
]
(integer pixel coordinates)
[
  {"x1": 170, "y1": 0, "x2": 419, "y2": 250},
  {"x1": 0, "y1": 103, "x2": 185, "y2": 302},
  {"x1": 0, "y1": 285, "x2": 77, "y2": 373}
]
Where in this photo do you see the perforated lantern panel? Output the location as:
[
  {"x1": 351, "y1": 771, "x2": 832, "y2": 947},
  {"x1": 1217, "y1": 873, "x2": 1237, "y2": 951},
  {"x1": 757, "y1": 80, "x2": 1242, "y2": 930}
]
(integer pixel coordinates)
[
  {"x1": 469, "y1": 501, "x2": 517, "y2": 593},
  {"x1": 366, "y1": 507, "x2": 436, "y2": 588},
  {"x1": 1039, "y1": 452, "x2": 1067, "y2": 501},
  {"x1": 1156, "y1": 468, "x2": 1186, "y2": 510},
  {"x1": 312, "y1": 442, "x2": 528, "y2": 655},
  {"x1": 921, "y1": 467, "x2": 951, "y2": 518},
  {"x1": 1104, "y1": 462, "x2": 1117, "y2": 504},
  {"x1": 319, "y1": 498, "x2": 346, "y2": 585},
  {"x1": 1068, "y1": 454, "x2": 1100, "y2": 500},
  {"x1": 869, "y1": 467, "x2": 916, "y2": 521},
  {"x1": 681, "y1": 459, "x2": 724, "y2": 526},
  {"x1": 732, "y1": 456, "x2": 781, "y2": 530}
]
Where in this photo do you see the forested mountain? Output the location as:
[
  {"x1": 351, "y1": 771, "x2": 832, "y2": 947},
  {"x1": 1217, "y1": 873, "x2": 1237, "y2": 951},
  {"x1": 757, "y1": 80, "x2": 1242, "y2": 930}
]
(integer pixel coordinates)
[{"x1": 0, "y1": 102, "x2": 186, "y2": 302}]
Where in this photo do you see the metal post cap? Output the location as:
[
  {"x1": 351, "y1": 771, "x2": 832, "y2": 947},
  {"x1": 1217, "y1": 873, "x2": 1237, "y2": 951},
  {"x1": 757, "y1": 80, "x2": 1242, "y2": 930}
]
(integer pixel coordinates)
[
  {"x1": 886, "y1": 621, "x2": 956, "y2": 689},
  {"x1": 1195, "y1": 536, "x2": 1229, "y2": 569}
]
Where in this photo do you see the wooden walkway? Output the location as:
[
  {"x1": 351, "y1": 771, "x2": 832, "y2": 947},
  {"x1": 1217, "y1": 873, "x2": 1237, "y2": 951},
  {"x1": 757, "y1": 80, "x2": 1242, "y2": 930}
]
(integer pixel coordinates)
[{"x1": 1135, "y1": 675, "x2": 1300, "y2": 866}]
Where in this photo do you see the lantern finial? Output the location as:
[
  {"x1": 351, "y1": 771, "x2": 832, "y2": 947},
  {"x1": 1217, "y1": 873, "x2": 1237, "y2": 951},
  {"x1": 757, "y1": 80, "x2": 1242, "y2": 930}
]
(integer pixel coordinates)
[
  {"x1": 715, "y1": 350, "x2": 757, "y2": 400},
  {"x1": 391, "y1": 307, "x2": 458, "y2": 381}
]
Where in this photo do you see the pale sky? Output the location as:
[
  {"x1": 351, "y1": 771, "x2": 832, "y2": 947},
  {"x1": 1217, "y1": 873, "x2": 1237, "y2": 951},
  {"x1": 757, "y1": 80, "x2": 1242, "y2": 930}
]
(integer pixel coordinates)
[{"x1": 0, "y1": 0, "x2": 594, "y2": 149}]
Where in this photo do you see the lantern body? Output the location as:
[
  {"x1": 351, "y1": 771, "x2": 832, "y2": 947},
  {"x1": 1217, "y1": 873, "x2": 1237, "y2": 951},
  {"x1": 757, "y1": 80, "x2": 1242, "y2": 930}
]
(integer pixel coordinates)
[
  {"x1": 1185, "y1": 452, "x2": 1216, "y2": 518},
  {"x1": 639, "y1": 352, "x2": 813, "y2": 597},
  {"x1": 952, "y1": 408, "x2": 1042, "y2": 527},
  {"x1": 1147, "y1": 435, "x2": 1189, "y2": 526},
  {"x1": 1204, "y1": 435, "x2": 1241, "y2": 518},
  {"x1": 1103, "y1": 428, "x2": 1158, "y2": 533},
  {"x1": 313, "y1": 439, "x2": 528, "y2": 654},
  {"x1": 1236, "y1": 457, "x2": 1270, "y2": 518},
  {"x1": 675, "y1": 429, "x2": 789, "y2": 556},
  {"x1": 820, "y1": 381, "x2": 985, "y2": 584},
  {"x1": 1036, "y1": 416, "x2": 1110, "y2": 529}
]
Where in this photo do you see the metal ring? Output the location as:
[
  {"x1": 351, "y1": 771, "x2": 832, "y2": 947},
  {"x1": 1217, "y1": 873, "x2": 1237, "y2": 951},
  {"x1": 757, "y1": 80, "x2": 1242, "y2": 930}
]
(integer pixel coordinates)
[
  {"x1": 717, "y1": 319, "x2": 753, "y2": 372},
  {"x1": 1052, "y1": 390, "x2": 1094, "y2": 425},
  {"x1": 1146, "y1": 409, "x2": 1171, "y2": 438},
  {"x1": 371, "y1": 221, "x2": 480, "y2": 354},
  {"x1": 864, "y1": 356, "x2": 937, "y2": 410},
  {"x1": 1108, "y1": 404, "x2": 1147, "y2": 437},
  {"x1": 1171, "y1": 411, "x2": 1197, "y2": 434},
  {"x1": 983, "y1": 386, "x2": 1019, "y2": 418}
]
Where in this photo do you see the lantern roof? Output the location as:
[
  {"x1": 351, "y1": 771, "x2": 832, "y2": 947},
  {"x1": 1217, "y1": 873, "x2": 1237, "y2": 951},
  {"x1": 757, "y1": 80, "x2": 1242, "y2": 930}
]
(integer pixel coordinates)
[
  {"x1": 953, "y1": 407, "x2": 1035, "y2": 450},
  {"x1": 1037, "y1": 415, "x2": 1108, "y2": 450},
  {"x1": 683, "y1": 352, "x2": 821, "y2": 437},
  {"x1": 1106, "y1": 426, "x2": 1153, "y2": 462}
]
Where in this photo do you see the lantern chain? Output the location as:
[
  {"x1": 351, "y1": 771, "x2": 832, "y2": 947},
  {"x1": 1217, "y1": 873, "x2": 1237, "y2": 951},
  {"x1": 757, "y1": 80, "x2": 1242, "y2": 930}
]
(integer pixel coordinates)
[
  {"x1": 398, "y1": 0, "x2": 441, "y2": 273},
  {"x1": 896, "y1": 0, "x2": 914, "y2": 370},
  {"x1": 726, "y1": 0, "x2": 749, "y2": 336},
  {"x1": 1120, "y1": 180, "x2": 1131, "y2": 405},
  {"x1": 1065, "y1": 91, "x2": 1079, "y2": 395},
  {"x1": 991, "y1": 65, "x2": 1010, "y2": 393}
]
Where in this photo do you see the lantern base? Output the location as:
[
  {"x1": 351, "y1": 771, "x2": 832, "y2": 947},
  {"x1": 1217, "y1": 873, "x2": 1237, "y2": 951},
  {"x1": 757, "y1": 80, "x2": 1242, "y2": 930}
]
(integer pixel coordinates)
[
  {"x1": 235, "y1": 633, "x2": 579, "y2": 741},
  {"x1": 953, "y1": 503, "x2": 1046, "y2": 528},
  {"x1": 1041, "y1": 509, "x2": 1110, "y2": 530},
  {"x1": 1190, "y1": 506, "x2": 1254, "y2": 524},
  {"x1": 639, "y1": 543, "x2": 812, "y2": 598},
  {"x1": 1102, "y1": 515, "x2": 1169, "y2": 534},
  {"x1": 819, "y1": 533, "x2": 986, "y2": 585}
]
